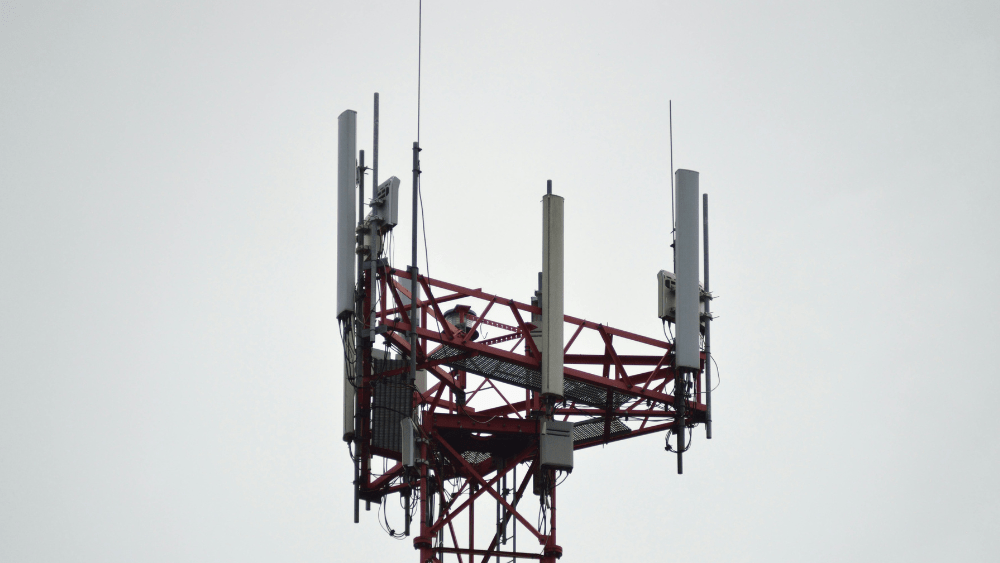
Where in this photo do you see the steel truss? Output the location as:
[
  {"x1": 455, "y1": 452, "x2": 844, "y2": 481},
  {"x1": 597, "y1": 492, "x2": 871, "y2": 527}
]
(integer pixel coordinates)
[{"x1": 352, "y1": 264, "x2": 707, "y2": 562}]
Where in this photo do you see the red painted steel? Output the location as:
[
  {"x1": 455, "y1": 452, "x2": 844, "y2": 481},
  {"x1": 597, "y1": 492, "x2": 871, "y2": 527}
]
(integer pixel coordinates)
[{"x1": 351, "y1": 265, "x2": 708, "y2": 562}]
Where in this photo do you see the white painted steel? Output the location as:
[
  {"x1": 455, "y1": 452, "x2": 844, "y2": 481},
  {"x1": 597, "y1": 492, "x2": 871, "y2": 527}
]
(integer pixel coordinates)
[
  {"x1": 372, "y1": 176, "x2": 401, "y2": 228},
  {"x1": 541, "y1": 194, "x2": 565, "y2": 399},
  {"x1": 658, "y1": 269, "x2": 706, "y2": 327},
  {"x1": 336, "y1": 110, "x2": 357, "y2": 319},
  {"x1": 401, "y1": 418, "x2": 415, "y2": 467},
  {"x1": 657, "y1": 270, "x2": 678, "y2": 321},
  {"x1": 540, "y1": 419, "x2": 574, "y2": 471},
  {"x1": 675, "y1": 169, "x2": 701, "y2": 370},
  {"x1": 415, "y1": 369, "x2": 427, "y2": 394}
]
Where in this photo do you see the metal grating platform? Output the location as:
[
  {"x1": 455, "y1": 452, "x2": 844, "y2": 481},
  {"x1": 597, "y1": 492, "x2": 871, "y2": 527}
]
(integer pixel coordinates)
[
  {"x1": 428, "y1": 345, "x2": 633, "y2": 409},
  {"x1": 461, "y1": 451, "x2": 492, "y2": 465},
  {"x1": 572, "y1": 417, "x2": 631, "y2": 443}
]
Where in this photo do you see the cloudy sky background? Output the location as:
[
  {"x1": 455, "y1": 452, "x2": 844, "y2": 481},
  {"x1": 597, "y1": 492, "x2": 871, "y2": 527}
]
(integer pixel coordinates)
[{"x1": 2, "y1": 1, "x2": 999, "y2": 562}]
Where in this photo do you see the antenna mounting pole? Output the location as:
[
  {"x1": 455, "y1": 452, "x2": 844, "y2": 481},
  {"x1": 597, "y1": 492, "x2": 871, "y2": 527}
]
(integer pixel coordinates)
[{"x1": 703, "y1": 193, "x2": 712, "y2": 439}]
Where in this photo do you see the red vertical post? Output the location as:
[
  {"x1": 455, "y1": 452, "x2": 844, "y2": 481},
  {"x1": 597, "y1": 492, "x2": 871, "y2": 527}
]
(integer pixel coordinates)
[
  {"x1": 380, "y1": 273, "x2": 386, "y2": 322},
  {"x1": 421, "y1": 295, "x2": 427, "y2": 352}
]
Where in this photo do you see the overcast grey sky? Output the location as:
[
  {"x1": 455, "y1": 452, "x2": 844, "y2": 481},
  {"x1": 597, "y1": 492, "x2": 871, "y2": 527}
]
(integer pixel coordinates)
[{"x1": 2, "y1": 1, "x2": 999, "y2": 562}]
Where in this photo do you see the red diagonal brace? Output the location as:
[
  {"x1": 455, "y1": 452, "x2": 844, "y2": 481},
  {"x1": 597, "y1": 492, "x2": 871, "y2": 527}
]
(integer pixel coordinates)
[
  {"x1": 461, "y1": 296, "x2": 496, "y2": 345},
  {"x1": 508, "y1": 301, "x2": 538, "y2": 358},
  {"x1": 597, "y1": 324, "x2": 631, "y2": 388},
  {"x1": 369, "y1": 462, "x2": 403, "y2": 490},
  {"x1": 419, "y1": 276, "x2": 457, "y2": 340},
  {"x1": 429, "y1": 435, "x2": 544, "y2": 542},
  {"x1": 479, "y1": 458, "x2": 538, "y2": 563},
  {"x1": 641, "y1": 350, "x2": 673, "y2": 392},
  {"x1": 564, "y1": 322, "x2": 585, "y2": 354}
]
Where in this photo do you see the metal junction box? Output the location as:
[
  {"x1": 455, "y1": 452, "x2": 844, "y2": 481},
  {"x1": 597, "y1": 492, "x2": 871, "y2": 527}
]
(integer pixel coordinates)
[
  {"x1": 657, "y1": 270, "x2": 678, "y2": 322},
  {"x1": 657, "y1": 269, "x2": 708, "y2": 333},
  {"x1": 540, "y1": 419, "x2": 574, "y2": 472},
  {"x1": 372, "y1": 176, "x2": 400, "y2": 229}
]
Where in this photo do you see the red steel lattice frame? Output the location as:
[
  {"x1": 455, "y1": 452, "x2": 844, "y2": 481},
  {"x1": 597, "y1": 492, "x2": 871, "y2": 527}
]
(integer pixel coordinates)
[{"x1": 353, "y1": 264, "x2": 707, "y2": 562}]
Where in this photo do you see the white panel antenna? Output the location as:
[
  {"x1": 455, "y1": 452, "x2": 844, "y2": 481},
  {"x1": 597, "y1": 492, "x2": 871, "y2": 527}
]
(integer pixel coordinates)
[
  {"x1": 541, "y1": 187, "x2": 564, "y2": 400},
  {"x1": 674, "y1": 169, "x2": 700, "y2": 370},
  {"x1": 336, "y1": 110, "x2": 357, "y2": 319}
]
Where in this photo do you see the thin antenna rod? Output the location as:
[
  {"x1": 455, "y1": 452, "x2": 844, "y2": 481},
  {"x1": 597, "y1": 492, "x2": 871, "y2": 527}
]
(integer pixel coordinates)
[
  {"x1": 669, "y1": 100, "x2": 675, "y2": 230},
  {"x1": 703, "y1": 193, "x2": 712, "y2": 440},
  {"x1": 373, "y1": 93, "x2": 379, "y2": 189},
  {"x1": 408, "y1": 143, "x2": 421, "y2": 535},
  {"x1": 417, "y1": 0, "x2": 422, "y2": 143},
  {"x1": 354, "y1": 149, "x2": 365, "y2": 525},
  {"x1": 411, "y1": 143, "x2": 420, "y2": 294},
  {"x1": 367, "y1": 97, "x2": 378, "y2": 515},
  {"x1": 409, "y1": 140, "x2": 421, "y2": 416},
  {"x1": 359, "y1": 150, "x2": 366, "y2": 224},
  {"x1": 670, "y1": 100, "x2": 675, "y2": 273}
]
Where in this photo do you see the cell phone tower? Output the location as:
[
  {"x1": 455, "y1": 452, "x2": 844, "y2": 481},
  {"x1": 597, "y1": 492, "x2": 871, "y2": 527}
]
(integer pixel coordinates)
[{"x1": 336, "y1": 96, "x2": 716, "y2": 562}]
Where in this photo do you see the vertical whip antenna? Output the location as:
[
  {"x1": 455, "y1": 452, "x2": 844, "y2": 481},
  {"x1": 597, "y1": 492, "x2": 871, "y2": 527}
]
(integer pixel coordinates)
[
  {"x1": 417, "y1": 0, "x2": 422, "y2": 143},
  {"x1": 670, "y1": 100, "x2": 675, "y2": 272},
  {"x1": 703, "y1": 193, "x2": 712, "y2": 440},
  {"x1": 373, "y1": 93, "x2": 379, "y2": 188},
  {"x1": 670, "y1": 100, "x2": 675, "y2": 229}
]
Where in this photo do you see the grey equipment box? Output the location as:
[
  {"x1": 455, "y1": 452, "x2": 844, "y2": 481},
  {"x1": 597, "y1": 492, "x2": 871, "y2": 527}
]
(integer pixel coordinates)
[
  {"x1": 540, "y1": 419, "x2": 574, "y2": 472},
  {"x1": 657, "y1": 270, "x2": 678, "y2": 322},
  {"x1": 657, "y1": 269, "x2": 708, "y2": 333},
  {"x1": 372, "y1": 176, "x2": 400, "y2": 229}
]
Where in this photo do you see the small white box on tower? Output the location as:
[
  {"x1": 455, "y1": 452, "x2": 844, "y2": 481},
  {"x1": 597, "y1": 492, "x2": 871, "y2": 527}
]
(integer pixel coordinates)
[
  {"x1": 372, "y1": 176, "x2": 400, "y2": 229},
  {"x1": 657, "y1": 270, "x2": 678, "y2": 321},
  {"x1": 657, "y1": 269, "x2": 708, "y2": 331}
]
